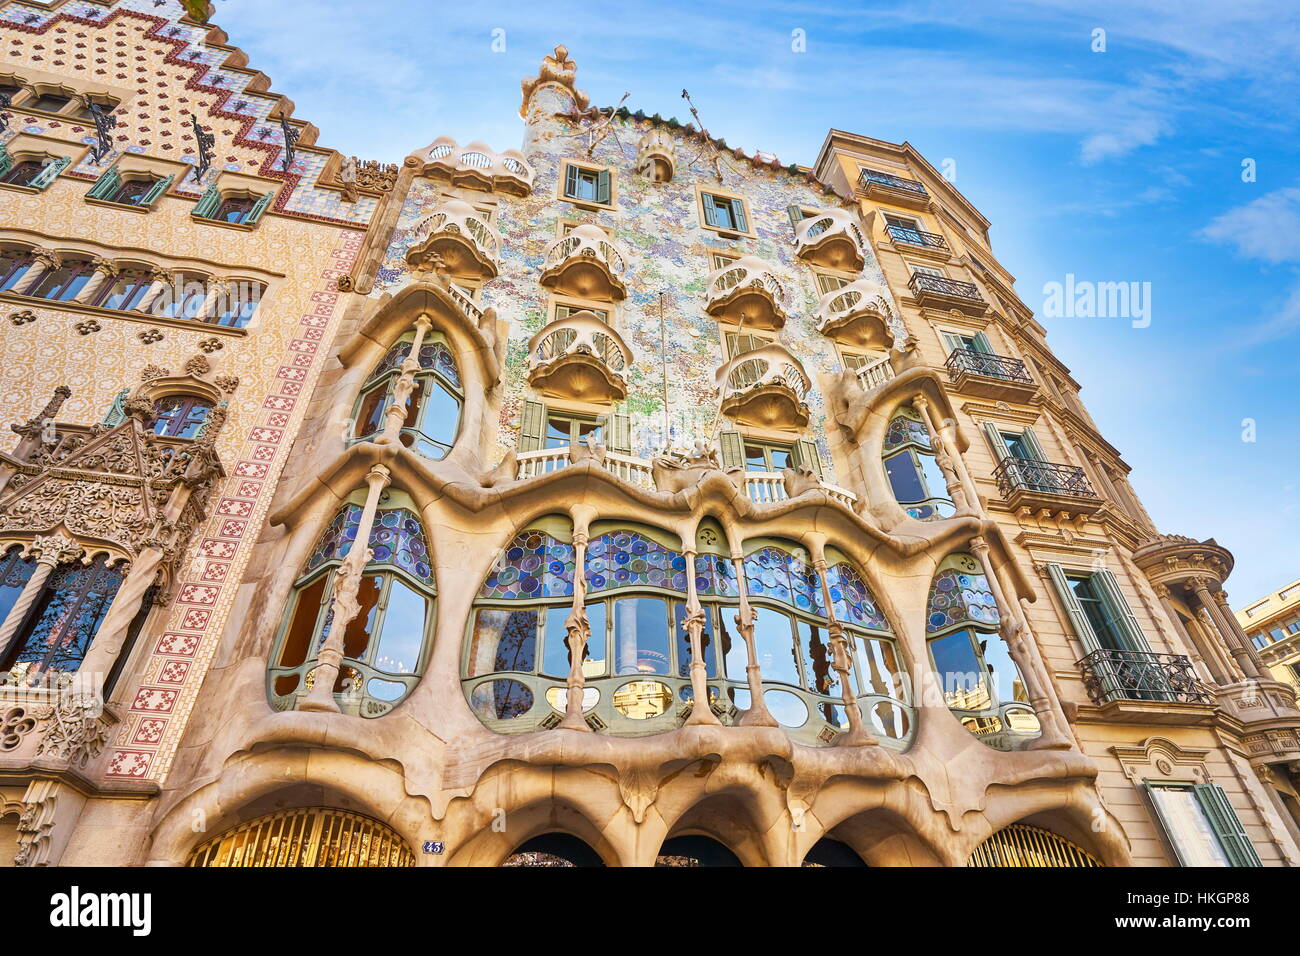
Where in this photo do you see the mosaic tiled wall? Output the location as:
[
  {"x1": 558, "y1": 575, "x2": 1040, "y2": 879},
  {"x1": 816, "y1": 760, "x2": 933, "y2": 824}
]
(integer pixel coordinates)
[{"x1": 372, "y1": 89, "x2": 899, "y2": 479}]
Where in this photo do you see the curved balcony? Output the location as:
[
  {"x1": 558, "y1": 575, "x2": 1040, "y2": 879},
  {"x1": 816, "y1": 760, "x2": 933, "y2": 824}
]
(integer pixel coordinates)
[
  {"x1": 527, "y1": 310, "x2": 632, "y2": 403},
  {"x1": 405, "y1": 198, "x2": 501, "y2": 280},
  {"x1": 794, "y1": 208, "x2": 866, "y2": 271},
  {"x1": 417, "y1": 136, "x2": 535, "y2": 197},
  {"x1": 816, "y1": 277, "x2": 893, "y2": 348},
  {"x1": 539, "y1": 225, "x2": 628, "y2": 302},
  {"x1": 714, "y1": 343, "x2": 810, "y2": 429},
  {"x1": 705, "y1": 255, "x2": 788, "y2": 331}
]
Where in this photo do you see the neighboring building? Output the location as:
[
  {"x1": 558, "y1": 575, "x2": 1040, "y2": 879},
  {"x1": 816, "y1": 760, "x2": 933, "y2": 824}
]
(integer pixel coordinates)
[
  {"x1": 0, "y1": 3, "x2": 1297, "y2": 868},
  {"x1": 1239, "y1": 579, "x2": 1300, "y2": 691}
]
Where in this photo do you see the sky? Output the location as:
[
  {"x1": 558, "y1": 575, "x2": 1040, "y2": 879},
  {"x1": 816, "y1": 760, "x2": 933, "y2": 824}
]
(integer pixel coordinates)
[{"x1": 209, "y1": 0, "x2": 1300, "y2": 603}]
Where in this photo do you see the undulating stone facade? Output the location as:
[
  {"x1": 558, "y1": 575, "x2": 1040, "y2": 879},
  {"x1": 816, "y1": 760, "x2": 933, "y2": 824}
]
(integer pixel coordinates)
[{"x1": 1, "y1": 2, "x2": 1297, "y2": 867}]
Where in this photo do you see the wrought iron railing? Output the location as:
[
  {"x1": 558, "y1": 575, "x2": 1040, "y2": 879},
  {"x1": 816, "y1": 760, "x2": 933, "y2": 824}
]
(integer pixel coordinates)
[
  {"x1": 886, "y1": 224, "x2": 948, "y2": 249},
  {"x1": 992, "y1": 457, "x2": 1097, "y2": 500},
  {"x1": 1077, "y1": 648, "x2": 1213, "y2": 706},
  {"x1": 908, "y1": 272, "x2": 983, "y2": 301},
  {"x1": 859, "y1": 168, "x2": 928, "y2": 196},
  {"x1": 946, "y1": 348, "x2": 1033, "y2": 384}
]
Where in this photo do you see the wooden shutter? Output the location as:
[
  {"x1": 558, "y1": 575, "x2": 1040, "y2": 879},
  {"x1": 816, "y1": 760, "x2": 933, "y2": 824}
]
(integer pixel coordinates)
[
  {"x1": 732, "y1": 198, "x2": 749, "y2": 234},
  {"x1": 0, "y1": 143, "x2": 11, "y2": 179},
  {"x1": 981, "y1": 422, "x2": 1010, "y2": 461},
  {"x1": 701, "y1": 192, "x2": 719, "y2": 227},
  {"x1": 607, "y1": 409, "x2": 632, "y2": 454},
  {"x1": 1193, "y1": 784, "x2": 1262, "y2": 867},
  {"x1": 1046, "y1": 563, "x2": 1102, "y2": 654},
  {"x1": 595, "y1": 168, "x2": 611, "y2": 204},
  {"x1": 940, "y1": 331, "x2": 966, "y2": 355},
  {"x1": 192, "y1": 184, "x2": 222, "y2": 219},
  {"x1": 1092, "y1": 568, "x2": 1150, "y2": 652},
  {"x1": 141, "y1": 173, "x2": 174, "y2": 207},
  {"x1": 28, "y1": 155, "x2": 69, "y2": 190},
  {"x1": 518, "y1": 399, "x2": 547, "y2": 452},
  {"x1": 972, "y1": 331, "x2": 995, "y2": 355},
  {"x1": 246, "y1": 191, "x2": 273, "y2": 225},
  {"x1": 563, "y1": 164, "x2": 580, "y2": 200},
  {"x1": 791, "y1": 438, "x2": 823, "y2": 479},
  {"x1": 786, "y1": 204, "x2": 805, "y2": 231},
  {"x1": 718, "y1": 430, "x2": 744, "y2": 470},
  {"x1": 86, "y1": 166, "x2": 121, "y2": 200},
  {"x1": 1020, "y1": 427, "x2": 1048, "y2": 462}
]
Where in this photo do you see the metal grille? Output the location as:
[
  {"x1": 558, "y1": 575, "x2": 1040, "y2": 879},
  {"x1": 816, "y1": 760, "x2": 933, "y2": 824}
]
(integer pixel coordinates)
[
  {"x1": 993, "y1": 457, "x2": 1098, "y2": 500},
  {"x1": 907, "y1": 272, "x2": 983, "y2": 301},
  {"x1": 1077, "y1": 648, "x2": 1213, "y2": 705},
  {"x1": 186, "y1": 808, "x2": 414, "y2": 867},
  {"x1": 946, "y1": 347, "x2": 1033, "y2": 384},
  {"x1": 967, "y1": 824, "x2": 1101, "y2": 867}
]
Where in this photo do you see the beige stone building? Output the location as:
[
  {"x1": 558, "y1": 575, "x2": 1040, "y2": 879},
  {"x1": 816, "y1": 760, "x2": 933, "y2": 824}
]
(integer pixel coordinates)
[{"x1": 0, "y1": 1, "x2": 1296, "y2": 868}]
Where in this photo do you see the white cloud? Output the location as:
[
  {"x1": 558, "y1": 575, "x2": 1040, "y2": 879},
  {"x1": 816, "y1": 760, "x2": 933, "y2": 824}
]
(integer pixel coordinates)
[{"x1": 1201, "y1": 187, "x2": 1300, "y2": 264}]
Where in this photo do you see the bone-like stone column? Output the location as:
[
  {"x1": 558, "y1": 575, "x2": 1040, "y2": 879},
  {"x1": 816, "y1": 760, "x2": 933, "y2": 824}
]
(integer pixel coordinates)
[
  {"x1": 732, "y1": 548, "x2": 777, "y2": 727},
  {"x1": 913, "y1": 395, "x2": 972, "y2": 514},
  {"x1": 681, "y1": 547, "x2": 721, "y2": 726},
  {"x1": 381, "y1": 314, "x2": 433, "y2": 443},
  {"x1": 558, "y1": 526, "x2": 593, "y2": 732},
  {"x1": 809, "y1": 539, "x2": 876, "y2": 747},
  {"x1": 299, "y1": 464, "x2": 392, "y2": 712}
]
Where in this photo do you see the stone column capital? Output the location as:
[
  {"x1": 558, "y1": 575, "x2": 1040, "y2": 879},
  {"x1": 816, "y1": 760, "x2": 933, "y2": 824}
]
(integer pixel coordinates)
[{"x1": 23, "y1": 534, "x2": 83, "y2": 567}]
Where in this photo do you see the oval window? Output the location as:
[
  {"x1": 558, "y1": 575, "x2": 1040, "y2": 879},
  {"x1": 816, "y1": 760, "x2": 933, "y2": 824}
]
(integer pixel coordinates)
[
  {"x1": 870, "y1": 700, "x2": 910, "y2": 739},
  {"x1": 545, "y1": 685, "x2": 598, "y2": 712},
  {"x1": 469, "y1": 679, "x2": 535, "y2": 720},
  {"x1": 612, "y1": 680, "x2": 673, "y2": 719},
  {"x1": 763, "y1": 689, "x2": 809, "y2": 727}
]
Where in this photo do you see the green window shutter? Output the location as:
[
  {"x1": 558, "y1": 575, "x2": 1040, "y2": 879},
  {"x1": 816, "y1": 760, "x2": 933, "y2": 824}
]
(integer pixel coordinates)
[
  {"x1": 1092, "y1": 568, "x2": 1150, "y2": 652},
  {"x1": 608, "y1": 409, "x2": 632, "y2": 454},
  {"x1": 786, "y1": 204, "x2": 805, "y2": 231},
  {"x1": 563, "y1": 164, "x2": 580, "y2": 200},
  {"x1": 1020, "y1": 427, "x2": 1048, "y2": 462},
  {"x1": 732, "y1": 199, "x2": 749, "y2": 234},
  {"x1": 792, "y1": 438, "x2": 823, "y2": 479},
  {"x1": 518, "y1": 399, "x2": 547, "y2": 452},
  {"x1": 87, "y1": 166, "x2": 121, "y2": 200},
  {"x1": 972, "y1": 331, "x2": 995, "y2": 354},
  {"x1": 940, "y1": 331, "x2": 965, "y2": 354},
  {"x1": 1046, "y1": 563, "x2": 1102, "y2": 655},
  {"x1": 718, "y1": 430, "x2": 744, "y2": 470},
  {"x1": 141, "y1": 173, "x2": 174, "y2": 207},
  {"x1": 595, "y1": 168, "x2": 611, "y2": 204},
  {"x1": 1193, "y1": 783, "x2": 1262, "y2": 867},
  {"x1": 245, "y1": 191, "x2": 273, "y2": 225},
  {"x1": 0, "y1": 143, "x2": 11, "y2": 179},
  {"x1": 981, "y1": 421, "x2": 1010, "y2": 461},
  {"x1": 702, "y1": 192, "x2": 718, "y2": 227},
  {"x1": 28, "y1": 155, "x2": 70, "y2": 190},
  {"x1": 192, "y1": 183, "x2": 222, "y2": 219}
]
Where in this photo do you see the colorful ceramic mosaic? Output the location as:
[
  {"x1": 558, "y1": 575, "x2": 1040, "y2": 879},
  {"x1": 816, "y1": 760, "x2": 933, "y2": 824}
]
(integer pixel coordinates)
[
  {"x1": 585, "y1": 530, "x2": 689, "y2": 594},
  {"x1": 694, "y1": 552, "x2": 737, "y2": 598},
  {"x1": 479, "y1": 530, "x2": 576, "y2": 600},
  {"x1": 302, "y1": 504, "x2": 433, "y2": 587},
  {"x1": 927, "y1": 563, "x2": 1001, "y2": 633},
  {"x1": 827, "y1": 562, "x2": 890, "y2": 632},
  {"x1": 883, "y1": 409, "x2": 932, "y2": 453},
  {"x1": 368, "y1": 338, "x2": 462, "y2": 389},
  {"x1": 744, "y1": 546, "x2": 823, "y2": 616}
]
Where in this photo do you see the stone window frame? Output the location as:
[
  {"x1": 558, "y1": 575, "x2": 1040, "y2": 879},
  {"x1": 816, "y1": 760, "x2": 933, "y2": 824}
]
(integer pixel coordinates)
[
  {"x1": 695, "y1": 184, "x2": 755, "y2": 239},
  {"x1": 558, "y1": 158, "x2": 616, "y2": 210}
]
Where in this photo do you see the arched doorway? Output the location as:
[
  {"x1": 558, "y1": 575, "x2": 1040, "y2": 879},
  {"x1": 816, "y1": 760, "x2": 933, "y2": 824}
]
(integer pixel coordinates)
[
  {"x1": 655, "y1": 835, "x2": 742, "y2": 867},
  {"x1": 802, "y1": 838, "x2": 868, "y2": 867},
  {"x1": 187, "y1": 808, "x2": 414, "y2": 867},
  {"x1": 502, "y1": 833, "x2": 605, "y2": 867},
  {"x1": 967, "y1": 823, "x2": 1101, "y2": 867}
]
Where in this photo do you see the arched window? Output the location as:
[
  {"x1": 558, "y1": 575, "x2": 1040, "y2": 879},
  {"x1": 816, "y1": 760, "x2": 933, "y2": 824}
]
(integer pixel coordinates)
[
  {"x1": 0, "y1": 547, "x2": 37, "y2": 628},
  {"x1": 503, "y1": 833, "x2": 605, "y2": 867},
  {"x1": 268, "y1": 490, "x2": 435, "y2": 717},
  {"x1": 462, "y1": 522, "x2": 911, "y2": 746},
  {"x1": 925, "y1": 553, "x2": 1040, "y2": 750},
  {"x1": 0, "y1": 249, "x2": 35, "y2": 292},
  {"x1": 655, "y1": 835, "x2": 742, "y2": 867},
  {"x1": 0, "y1": 554, "x2": 124, "y2": 684},
  {"x1": 187, "y1": 808, "x2": 414, "y2": 867},
  {"x1": 967, "y1": 823, "x2": 1101, "y2": 867},
  {"x1": 353, "y1": 330, "x2": 463, "y2": 460},
  {"x1": 882, "y1": 405, "x2": 954, "y2": 520},
  {"x1": 152, "y1": 396, "x2": 213, "y2": 438},
  {"x1": 802, "y1": 838, "x2": 868, "y2": 867}
]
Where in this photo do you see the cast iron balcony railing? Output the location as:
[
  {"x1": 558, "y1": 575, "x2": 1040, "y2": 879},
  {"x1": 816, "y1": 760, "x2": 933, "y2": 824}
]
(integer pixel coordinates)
[
  {"x1": 946, "y1": 348, "x2": 1033, "y2": 384},
  {"x1": 859, "y1": 168, "x2": 928, "y2": 196},
  {"x1": 908, "y1": 272, "x2": 982, "y2": 301},
  {"x1": 993, "y1": 457, "x2": 1097, "y2": 500},
  {"x1": 886, "y1": 224, "x2": 948, "y2": 250},
  {"x1": 1077, "y1": 649, "x2": 1214, "y2": 706}
]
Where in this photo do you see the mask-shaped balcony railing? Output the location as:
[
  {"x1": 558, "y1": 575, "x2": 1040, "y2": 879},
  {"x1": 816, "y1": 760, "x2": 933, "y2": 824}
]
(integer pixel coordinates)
[
  {"x1": 527, "y1": 310, "x2": 632, "y2": 403},
  {"x1": 993, "y1": 457, "x2": 1097, "y2": 500},
  {"x1": 816, "y1": 277, "x2": 893, "y2": 346},
  {"x1": 946, "y1": 348, "x2": 1033, "y2": 384},
  {"x1": 854, "y1": 355, "x2": 896, "y2": 391},
  {"x1": 715, "y1": 343, "x2": 810, "y2": 430},
  {"x1": 418, "y1": 136, "x2": 535, "y2": 196},
  {"x1": 515, "y1": 444, "x2": 655, "y2": 489},
  {"x1": 705, "y1": 255, "x2": 788, "y2": 330},
  {"x1": 741, "y1": 471, "x2": 858, "y2": 509},
  {"x1": 886, "y1": 223, "x2": 948, "y2": 251},
  {"x1": 1077, "y1": 648, "x2": 1213, "y2": 705},
  {"x1": 539, "y1": 225, "x2": 628, "y2": 302},
  {"x1": 404, "y1": 198, "x2": 501, "y2": 280},
  {"x1": 794, "y1": 208, "x2": 866, "y2": 271}
]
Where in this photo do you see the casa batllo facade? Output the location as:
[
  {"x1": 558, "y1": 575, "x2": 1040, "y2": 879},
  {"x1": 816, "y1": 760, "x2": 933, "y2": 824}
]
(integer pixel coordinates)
[{"x1": 0, "y1": 0, "x2": 1296, "y2": 869}]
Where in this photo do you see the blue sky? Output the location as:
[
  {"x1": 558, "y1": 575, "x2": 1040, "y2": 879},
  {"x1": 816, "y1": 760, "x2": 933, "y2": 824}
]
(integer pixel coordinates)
[{"x1": 212, "y1": 0, "x2": 1300, "y2": 603}]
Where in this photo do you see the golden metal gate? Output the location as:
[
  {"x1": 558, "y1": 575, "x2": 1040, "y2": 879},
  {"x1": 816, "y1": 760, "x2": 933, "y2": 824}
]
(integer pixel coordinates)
[
  {"x1": 967, "y1": 823, "x2": 1101, "y2": 868},
  {"x1": 186, "y1": 808, "x2": 414, "y2": 867}
]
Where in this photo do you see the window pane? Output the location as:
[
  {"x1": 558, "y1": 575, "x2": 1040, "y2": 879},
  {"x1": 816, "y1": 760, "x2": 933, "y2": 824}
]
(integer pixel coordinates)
[
  {"x1": 583, "y1": 601, "x2": 607, "y2": 677},
  {"x1": 797, "y1": 620, "x2": 839, "y2": 697},
  {"x1": 355, "y1": 384, "x2": 388, "y2": 438},
  {"x1": 1148, "y1": 787, "x2": 1231, "y2": 866},
  {"x1": 884, "y1": 451, "x2": 927, "y2": 503},
  {"x1": 416, "y1": 379, "x2": 460, "y2": 455},
  {"x1": 769, "y1": 447, "x2": 793, "y2": 471},
  {"x1": 0, "y1": 551, "x2": 36, "y2": 627},
  {"x1": 718, "y1": 605, "x2": 747, "y2": 682},
  {"x1": 372, "y1": 577, "x2": 427, "y2": 676},
  {"x1": 917, "y1": 452, "x2": 951, "y2": 503},
  {"x1": 744, "y1": 444, "x2": 769, "y2": 472},
  {"x1": 753, "y1": 607, "x2": 800, "y2": 685},
  {"x1": 859, "y1": 637, "x2": 906, "y2": 701},
  {"x1": 545, "y1": 416, "x2": 572, "y2": 448},
  {"x1": 340, "y1": 575, "x2": 382, "y2": 661},
  {"x1": 279, "y1": 576, "x2": 328, "y2": 668},
  {"x1": 612, "y1": 597, "x2": 671, "y2": 676},
  {"x1": 1068, "y1": 575, "x2": 1126, "y2": 650},
  {"x1": 980, "y1": 634, "x2": 1028, "y2": 705},
  {"x1": 673, "y1": 602, "x2": 717, "y2": 678},
  {"x1": 468, "y1": 608, "x2": 535, "y2": 677},
  {"x1": 929, "y1": 630, "x2": 989, "y2": 709},
  {"x1": 541, "y1": 606, "x2": 571, "y2": 678}
]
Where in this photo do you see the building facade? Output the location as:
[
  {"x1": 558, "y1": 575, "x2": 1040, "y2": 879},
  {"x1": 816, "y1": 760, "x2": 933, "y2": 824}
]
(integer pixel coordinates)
[{"x1": 0, "y1": 1, "x2": 1297, "y2": 867}]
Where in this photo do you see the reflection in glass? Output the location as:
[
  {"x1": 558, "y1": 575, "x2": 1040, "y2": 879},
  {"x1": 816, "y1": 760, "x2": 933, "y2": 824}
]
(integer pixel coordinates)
[
  {"x1": 469, "y1": 679, "x2": 534, "y2": 720},
  {"x1": 674, "y1": 603, "x2": 717, "y2": 678},
  {"x1": 763, "y1": 689, "x2": 809, "y2": 727},
  {"x1": 613, "y1": 597, "x2": 671, "y2": 676},
  {"x1": 612, "y1": 679, "x2": 673, "y2": 719},
  {"x1": 753, "y1": 607, "x2": 800, "y2": 686}
]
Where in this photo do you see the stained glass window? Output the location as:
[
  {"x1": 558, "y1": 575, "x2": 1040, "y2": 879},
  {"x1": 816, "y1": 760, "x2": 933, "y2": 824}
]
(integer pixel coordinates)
[
  {"x1": 478, "y1": 530, "x2": 576, "y2": 600},
  {"x1": 354, "y1": 331, "x2": 463, "y2": 460},
  {"x1": 926, "y1": 555, "x2": 1001, "y2": 634},
  {"x1": 883, "y1": 408, "x2": 932, "y2": 453},
  {"x1": 694, "y1": 552, "x2": 736, "y2": 598},
  {"x1": 585, "y1": 531, "x2": 688, "y2": 595},
  {"x1": 826, "y1": 561, "x2": 889, "y2": 631},
  {"x1": 743, "y1": 546, "x2": 822, "y2": 616}
]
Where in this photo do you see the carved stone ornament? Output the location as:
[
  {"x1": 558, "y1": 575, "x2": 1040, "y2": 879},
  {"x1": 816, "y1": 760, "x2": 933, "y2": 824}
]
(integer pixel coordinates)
[{"x1": 9, "y1": 309, "x2": 37, "y2": 326}]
